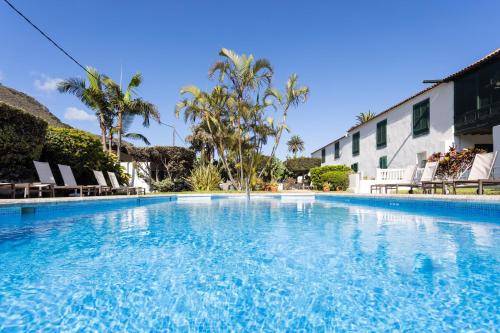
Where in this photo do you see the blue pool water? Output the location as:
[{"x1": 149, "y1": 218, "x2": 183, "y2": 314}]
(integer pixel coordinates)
[{"x1": 0, "y1": 196, "x2": 499, "y2": 331}]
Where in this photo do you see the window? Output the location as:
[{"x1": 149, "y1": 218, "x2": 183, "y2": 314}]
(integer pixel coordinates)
[
  {"x1": 379, "y1": 156, "x2": 388, "y2": 169},
  {"x1": 413, "y1": 99, "x2": 430, "y2": 136},
  {"x1": 376, "y1": 119, "x2": 387, "y2": 148},
  {"x1": 321, "y1": 148, "x2": 326, "y2": 163},
  {"x1": 352, "y1": 132, "x2": 360, "y2": 156},
  {"x1": 334, "y1": 142, "x2": 340, "y2": 159},
  {"x1": 351, "y1": 163, "x2": 358, "y2": 173}
]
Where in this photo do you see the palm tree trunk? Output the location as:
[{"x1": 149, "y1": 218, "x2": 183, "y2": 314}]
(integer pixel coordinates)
[
  {"x1": 116, "y1": 111, "x2": 123, "y2": 162},
  {"x1": 99, "y1": 114, "x2": 107, "y2": 151},
  {"x1": 258, "y1": 106, "x2": 289, "y2": 178}
]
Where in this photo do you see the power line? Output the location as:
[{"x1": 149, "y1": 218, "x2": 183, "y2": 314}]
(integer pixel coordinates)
[
  {"x1": 159, "y1": 121, "x2": 185, "y2": 146},
  {"x1": 2, "y1": 0, "x2": 95, "y2": 79}
]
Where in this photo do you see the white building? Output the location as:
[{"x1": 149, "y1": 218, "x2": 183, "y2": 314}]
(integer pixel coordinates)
[{"x1": 312, "y1": 49, "x2": 500, "y2": 179}]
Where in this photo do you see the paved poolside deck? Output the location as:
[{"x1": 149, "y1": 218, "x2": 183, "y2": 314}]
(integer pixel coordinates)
[{"x1": 0, "y1": 191, "x2": 499, "y2": 207}]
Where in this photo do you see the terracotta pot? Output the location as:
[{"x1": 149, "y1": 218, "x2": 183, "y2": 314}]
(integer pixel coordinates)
[
  {"x1": 336, "y1": 186, "x2": 344, "y2": 191},
  {"x1": 323, "y1": 186, "x2": 331, "y2": 192},
  {"x1": 270, "y1": 185, "x2": 278, "y2": 192}
]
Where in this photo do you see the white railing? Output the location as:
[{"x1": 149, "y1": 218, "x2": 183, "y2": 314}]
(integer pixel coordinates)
[{"x1": 375, "y1": 168, "x2": 407, "y2": 182}]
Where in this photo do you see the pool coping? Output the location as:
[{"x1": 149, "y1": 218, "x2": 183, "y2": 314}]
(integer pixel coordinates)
[{"x1": 0, "y1": 191, "x2": 499, "y2": 207}]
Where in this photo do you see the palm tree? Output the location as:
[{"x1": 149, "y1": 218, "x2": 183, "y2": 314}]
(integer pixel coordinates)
[
  {"x1": 208, "y1": 48, "x2": 273, "y2": 195},
  {"x1": 356, "y1": 111, "x2": 376, "y2": 125},
  {"x1": 287, "y1": 135, "x2": 305, "y2": 157},
  {"x1": 176, "y1": 85, "x2": 239, "y2": 189},
  {"x1": 111, "y1": 113, "x2": 151, "y2": 146},
  {"x1": 259, "y1": 73, "x2": 309, "y2": 177},
  {"x1": 58, "y1": 67, "x2": 111, "y2": 151},
  {"x1": 104, "y1": 73, "x2": 160, "y2": 161}
]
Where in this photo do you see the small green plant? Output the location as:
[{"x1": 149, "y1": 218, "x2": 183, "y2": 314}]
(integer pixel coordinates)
[
  {"x1": 151, "y1": 179, "x2": 175, "y2": 192},
  {"x1": 186, "y1": 164, "x2": 222, "y2": 191},
  {"x1": 321, "y1": 171, "x2": 349, "y2": 191}
]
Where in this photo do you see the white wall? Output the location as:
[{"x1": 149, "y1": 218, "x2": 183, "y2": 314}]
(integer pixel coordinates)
[
  {"x1": 493, "y1": 125, "x2": 500, "y2": 179},
  {"x1": 456, "y1": 134, "x2": 493, "y2": 150},
  {"x1": 312, "y1": 82, "x2": 455, "y2": 178},
  {"x1": 121, "y1": 162, "x2": 151, "y2": 192}
]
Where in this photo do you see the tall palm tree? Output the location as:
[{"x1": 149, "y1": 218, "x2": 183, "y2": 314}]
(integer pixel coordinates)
[
  {"x1": 287, "y1": 135, "x2": 305, "y2": 157},
  {"x1": 58, "y1": 67, "x2": 111, "y2": 151},
  {"x1": 259, "y1": 73, "x2": 309, "y2": 177},
  {"x1": 104, "y1": 73, "x2": 160, "y2": 161},
  {"x1": 356, "y1": 111, "x2": 376, "y2": 125},
  {"x1": 208, "y1": 48, "x2": 273, "y2": 195},
  {"x1": 176, "y1": 85, "x2": 239, "y2": 189}
]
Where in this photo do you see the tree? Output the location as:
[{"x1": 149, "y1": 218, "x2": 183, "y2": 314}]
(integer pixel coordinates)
[
  {"x1": 260, "y1": 74, "x2": 309, "y2": 176},
  {"x1": 287, "y1": 135, "x2": 305, "y2": 157},
  {"x1": 58, "y1": 67, "x2": 111, "y2": 151},
  {"x1": 208, "y1": 48, "x2": 274, "y2": 196},
  {"x1": 177, "y1": 48, "x2": 307, "y2": 198},
  {"x1": 355, "y1": 111, "x2": 376, "y2": 125},
  {"x1": 104, "y1": 73, "x2": 160, "y2": 161}
]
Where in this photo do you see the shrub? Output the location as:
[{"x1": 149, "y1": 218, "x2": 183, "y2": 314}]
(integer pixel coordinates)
[
  {"x1": 127, "y1": 146, "x2": 195, "y2": 187},
  {"x1": 321, "y1": 171, "x2": 349, "y2": 190},
  {"x1": 41, "y1": 127, "x2": 128, "y2": 185},
  {"x1": 151, "y1": 179, "x2": 175, "y2": 192},
  {"x1": 186, "y1": 164, "x2": 222, "y2": 191},
  {"x1": 310, "y1": 165, "x2": 351, "y2": 189},
  {"x1": 428, "y1": 146, "x2": 485, "y2": 180},
  {"x1": 285, "y1": 157, "x2": 321, "y2": 177},
  {"x1": 0, "y1": 102, "x2": 48, "y2": 181}
]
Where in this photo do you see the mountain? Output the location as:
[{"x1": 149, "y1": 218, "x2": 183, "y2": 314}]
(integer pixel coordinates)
[{"x1": 0, "y1": 84, "x2": 70, "y2": 128}]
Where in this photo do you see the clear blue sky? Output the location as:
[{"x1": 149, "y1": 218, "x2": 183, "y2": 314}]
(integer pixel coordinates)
[{"x1": 1, "y1": 0, "x2": 499, "y2": 158}]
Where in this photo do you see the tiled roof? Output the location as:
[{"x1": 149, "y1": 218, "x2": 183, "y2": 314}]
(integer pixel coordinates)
[
  {"x1": 311, "y1": 49, "x2": 500, "y2": 153},
  {"x1": 443, "y1": 48, "x2": 500, "y2": 81}
]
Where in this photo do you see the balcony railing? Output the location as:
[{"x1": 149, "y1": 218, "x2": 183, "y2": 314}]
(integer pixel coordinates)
[{"x1": 455, "y1": 101, "x2": 500, "y2": 134}]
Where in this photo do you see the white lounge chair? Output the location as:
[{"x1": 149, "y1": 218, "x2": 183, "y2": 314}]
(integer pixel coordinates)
[
  {"x1": 93, "y1": 170, "x2": 113, "y2": 195},
  {"x1": 107, "y1": 171, "x2": 145, "y2": 195},
  {"x1": 422, "y1": 151, "x2": 499, "y2": 194},
  {"x1": 58, "y1": 164, "x2": 98, "y2": 196},
  {"x1": 370, "y1": 165, "x2": 417, "y2": 194},
  {"x1": 384, "y1": 161, "x2": 438, "y2": 194},
  {"x1": 450, "y1": 151, "x2": 499, "y2": 194},
  {"x1": 33, "y1": 161, "x2": 91, "y2": 197}
]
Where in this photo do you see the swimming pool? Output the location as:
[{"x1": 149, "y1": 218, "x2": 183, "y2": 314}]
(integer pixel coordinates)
[{"x1": 0, "y1": 195, "x2": 498, "y2": 331}]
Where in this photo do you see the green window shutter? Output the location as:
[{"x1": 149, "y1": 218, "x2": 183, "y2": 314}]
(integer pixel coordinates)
[
  {"x1": 379, "y1": 156, "x2": 387, "y2": 169},
  {"x1": 351, "y1": 163, "x2": 358, "y2": 173},
  {"x1": 352, "y1": 132, "x2": 360, "y2": 156},
  {"x1": 321, "y1": 148, "x2": 325, "y2": 163},
  {"x1": 334, "y1": 142, "x2": 340, "y2": 159},
  {"x1": 413, "y1": 99, "x2": 430, "y2": 136},
  {"x1": 376, "y1": 120, "x2": 387, "y2": 148}
]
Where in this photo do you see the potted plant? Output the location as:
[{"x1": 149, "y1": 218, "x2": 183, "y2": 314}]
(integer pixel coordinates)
[
  {"x1": 269, "y1": 181, "x2": 279, "y2": 192},
  {"x1": 322, "y1": 182, "x2": 331, "y2": 192}
]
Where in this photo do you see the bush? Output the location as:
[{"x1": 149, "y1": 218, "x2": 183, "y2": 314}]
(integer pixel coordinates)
[
  {"x1": 285, "y1": 157, "x2": 321, "y2": 177},
  {"x1": 151, "y1": 179, "x2": 175, "y2": 192},
  {"x1": 41, "y1": 127, "x2": 128, "y2": 185},
  {"x1": 321, "y1": 171, "x2": 349, "y2": 191},
  {"x1": 186, "y1": 163, "x2": 222, "y2": 191},
  {"x1": 0, "y1": 102, "x2": 48, "y2": 181},
  {"x1": 310, "y1": 165, "x2": 351, "y2": 189},
  {"x1": 127, "y1": 146, "x2": 195, "y2": 187},
  {"x1": 428, "y1": 146, "x2": 485, "y2": 180}
]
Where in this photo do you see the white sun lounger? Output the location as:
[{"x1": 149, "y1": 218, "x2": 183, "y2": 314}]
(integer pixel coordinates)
[
  {"x1": 33, "y1": 161, "x2": 93, "y2": 197},
  {"x1": 107, "y1": 171, "x2": 145, "y2": 195}
]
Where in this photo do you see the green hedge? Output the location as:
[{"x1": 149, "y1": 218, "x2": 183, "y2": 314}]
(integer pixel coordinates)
[
  {"x1": 321, "y1": 171, "x2": 349, "y2": 190},
  {"x1": 41, "y1": 127, "x2": 128, "y2": 185},
  {"x1": 0, "y1": 102, "x2": 48, "y2": 181},
  {"x1": 310, "y1": 165, "x2": 351, "y2": 190}
]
